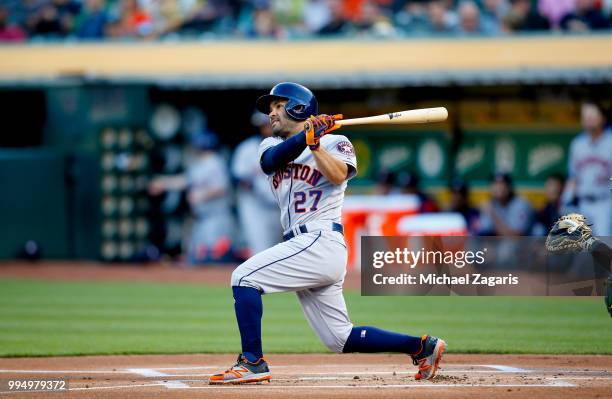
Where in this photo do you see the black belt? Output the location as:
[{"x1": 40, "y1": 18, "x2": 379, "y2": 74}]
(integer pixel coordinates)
[{"x1": 283, "y1": 223, "x2": 344, "y2": 241}]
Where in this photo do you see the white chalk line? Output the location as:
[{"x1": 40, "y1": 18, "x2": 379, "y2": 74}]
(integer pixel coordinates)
[
  {"x1": 126, "y1": 368, "x2": 168, "y2": 377},
  {"x1": 118, "y1": 382, "x2": 580, "y2": 390},
  {"x1": 70, "y1": 383, "x2": 162, "y2": 391},
  {"x1": 481, "y1": 365, "x2": 530, "y2": 373},
  {"x1": 127, "y1": 368, "x2": 189, "y2": 389}
]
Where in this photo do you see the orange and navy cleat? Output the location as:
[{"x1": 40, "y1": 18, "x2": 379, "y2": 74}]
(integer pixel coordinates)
[
  {"x1": 209, "y1": 354, "x2": 271, "y2": 385},
  {"x1": 411, "y1": 335, "x2": 446, "y2": 381}
]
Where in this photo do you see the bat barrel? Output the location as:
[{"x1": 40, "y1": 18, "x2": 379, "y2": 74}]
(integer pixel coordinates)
[{"x1": 336, "y1": 107, "x2": 448, "y2": 126}]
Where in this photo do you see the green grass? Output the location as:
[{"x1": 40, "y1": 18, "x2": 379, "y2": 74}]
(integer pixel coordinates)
[{"x1": 0, "y1": 279, "x2": 610, "y2": 357}]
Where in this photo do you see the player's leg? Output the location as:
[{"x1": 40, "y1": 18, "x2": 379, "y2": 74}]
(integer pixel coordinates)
[
  {"x1": 297, "y1": 277, "x2": 446, "y2": 380},
  {"x1": 587, "y1": 238, "x2": 612, "y2": 316},
  {"x1": 590, "y1": 239, "x2": 612, "y2": 267},
  {"x1": 210, "y1": 231, "x2": 341, "y2": 384}
]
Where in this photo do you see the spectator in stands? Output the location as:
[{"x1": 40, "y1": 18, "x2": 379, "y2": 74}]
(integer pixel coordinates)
[
  {"x1": 603, "y1": 0, "x2": 612, "y2": 19},
  {"x1": 538, "y1": 0, "x2": 576, "y2": 29},
  {"x1": 0, "y1": 6, "x2": 27, "y2": 42},
  {"x1": 455, "y1": 0, "x2": 498, "y2": 35},
  {"x1": 398, "y1": 172, "x2": 440, "y2": 213},
  {"x1": 374, "y1": 169, "x2": 398, "y2": 195},
  {"x1": 141, "y1": 0, "x2": 192, "y2": 38},
  {"x1": 302, "y1": 0, "x2": 332, "y2": 33},
  {"x1": 30, "y1": 3, "x2": 66, "y2": 38},
  {"x1": 480, "y1": 0, "x2": 506, "y2": 34},
  {"x1": 482, "y1": 0, "x2": 510, "y2": 17},
  {"x1": 503, "y1": 0, "x2": 550, "y2": 32},
  {"x1": 317, "y1": 0, "x2": 352, "y2": 35},
  {"x1": 424, "y1": 0, "x2": 456, "y2": 33},
  {"x1": 560, "y1": 0, "x2": 609, "y2": 31},
  {"x1": 478, "y1": 172, "x2": 533, "y2": 236},
  {"x1": 107, "y1": 0, "x2": 153, "y2": 38},
  {"x1": 246, "y1": 4, "x2": 284, "y2": 38},
  {"x1": 75, "y1": 0, "x2": 108, "y2": 39},
  {"x1": 533, "y1": 173, "x2": 565, "y2": 234},
  {"x1": 448, "y1": 179, "x2": 480, "y2": 235},
  {"x1": 53, "y1": 0, "x2": 82, "y2": 34},
  {"x1": 176, "y1": 0, "x2": 236, "y2": 36},
  {"x1": 354, "y1": 0, "x2": 396, "y2": 37},
  {"x1": 394, "y1": 0, "x2": 430, "y2": 35}
]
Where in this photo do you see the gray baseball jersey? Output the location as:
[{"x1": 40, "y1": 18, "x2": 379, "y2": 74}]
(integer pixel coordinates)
[
  {"x1": 231, "y1": 133, "x2": 358, "y2": 353},
  {"x1": 567, "y1": 129, "x2": 612, "y2": 235},
  {"x1": 568, "y1": 129, "x2": 612, "y2": 198},
  {"x1": 231, "y1": 135, "x2": 281, "y2": 254},
  {"x1": 186, "y1": 153, "x2": 235, "y2": 262},
  {"x1": 257, "y1": 134, "x2": 357, "y2": 232}
]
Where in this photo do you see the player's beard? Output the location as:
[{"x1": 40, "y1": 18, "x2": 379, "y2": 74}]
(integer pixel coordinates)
[
  {"x1": 272, "y1": 121, "x2": 288, "y2": 138},
  {"x1": 272, "y1": 119, "x2": 297, "y2": 138}
]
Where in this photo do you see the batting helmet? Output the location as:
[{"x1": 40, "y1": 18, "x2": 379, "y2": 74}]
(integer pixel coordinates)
[{"x1": 256, "y1": 82, "x2": 318, "y2": 121}]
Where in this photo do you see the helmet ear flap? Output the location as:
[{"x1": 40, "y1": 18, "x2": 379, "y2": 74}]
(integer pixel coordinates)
[{"x1": 285, "y1": 101, "x2": 309, "y2": 121}]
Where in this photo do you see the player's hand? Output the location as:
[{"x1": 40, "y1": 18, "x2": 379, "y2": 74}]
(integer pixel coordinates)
[
  {"x1": 304, "y1": 114, "x2": 343, "y2": 150},
  {"x1": 148, "y1": 178, "x2": 166, "y2": 196}
]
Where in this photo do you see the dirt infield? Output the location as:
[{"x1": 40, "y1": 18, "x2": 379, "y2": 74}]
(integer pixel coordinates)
[
  {"x1": 0, "y1": 261, "x2": 361, "y2": 290},
  {"x1": 1, "y1": 354, "x2": 610, "y2": 399}
]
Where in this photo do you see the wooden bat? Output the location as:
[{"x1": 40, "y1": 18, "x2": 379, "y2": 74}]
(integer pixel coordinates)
[{"x1": 334, "y1": 107, "x2": 448, "y2": 126}]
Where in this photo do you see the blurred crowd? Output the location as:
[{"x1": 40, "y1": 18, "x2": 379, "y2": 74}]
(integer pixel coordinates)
[{"x1": 1, "y1": 0, "x2": 612, "y2": 42}]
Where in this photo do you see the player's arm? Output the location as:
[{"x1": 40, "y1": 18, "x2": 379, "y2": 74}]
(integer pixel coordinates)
[
  {"x1": 148, "y1": 175, "x2": 188, "y2": 195},
  {"x1": 489, "y1": 212, "x2": 523, "y2": 236},
  {"x1": 260, "y1": 132, "x2": 308, "y2": 174},
  {"x1": 260, "y1": 114, "x2": 340, "y2": 174},
  {"x1": 311, "y1": 147, "x2": 349, "y2": 185},
  {"x1": 188, "y1": 185, "x2": 226, "y2": 205}
]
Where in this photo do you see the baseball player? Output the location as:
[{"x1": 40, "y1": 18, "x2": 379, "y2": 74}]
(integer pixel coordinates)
[
  {"x1": 231, "y1": 112, "x2": 281, "y2": 256},
  {"x1": 149, "y1": 133, "x2": 235, "y2": 263},
  {"x1": 210, "y1": 83, "x2": 446, "y2": 385},
  {"x1": 563, "y1": 102, "x2": 612, "y2": 236}
]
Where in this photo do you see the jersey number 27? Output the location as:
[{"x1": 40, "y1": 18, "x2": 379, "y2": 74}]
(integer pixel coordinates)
[{"x1": 294, "y1": 190, "x2": 322, "y2": 213}]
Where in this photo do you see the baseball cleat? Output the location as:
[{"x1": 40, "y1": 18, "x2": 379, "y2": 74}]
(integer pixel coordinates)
[
  {"x1": 411, "y1": 335, "x2": 446, "y2": 381},
  {"x1": 209, "y1": 354, "x2": 271, "y2": 385}
]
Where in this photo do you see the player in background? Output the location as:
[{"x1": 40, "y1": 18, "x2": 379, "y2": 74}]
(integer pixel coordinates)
[
  {"x1": 562, "y1": 101, "x2": 612, "y2": 236},
  {"x1": 210, "y1": 82, "x2": 446, "y2": 385},
  {"x1": 231, "y1": 112, "x2": 281, "y2": 256},
  {"x1": 149, "y1": 133, "x2": 236, "y2": 264}
]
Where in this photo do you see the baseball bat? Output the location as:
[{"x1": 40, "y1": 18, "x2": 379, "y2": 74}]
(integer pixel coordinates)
[{"x1": 335, "y1": 107, "x2": 448, "y2": 126}]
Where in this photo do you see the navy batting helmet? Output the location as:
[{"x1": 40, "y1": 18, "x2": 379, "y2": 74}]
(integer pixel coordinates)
[{"x1": 256, "y1": 82, "x2": 318, "y2": 121}]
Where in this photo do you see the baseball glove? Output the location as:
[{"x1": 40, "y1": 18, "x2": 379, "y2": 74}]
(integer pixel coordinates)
[
  {"x1": 605, "y1": 275, "x2": 612, "y2": 318},
  {"x1": 545, "y1": 213, "x2": 594, "y2": 253}
]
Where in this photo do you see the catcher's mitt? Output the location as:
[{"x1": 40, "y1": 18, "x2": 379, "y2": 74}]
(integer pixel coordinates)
[
  {"x1": 606, "y1": 275, "x2": 612, "y2": 318},
  {"x1": 545, "y1": 213, "x2": 595, "y2": 253}
]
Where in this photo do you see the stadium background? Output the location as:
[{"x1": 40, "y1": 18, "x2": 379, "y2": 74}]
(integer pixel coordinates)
[
  {"x1": 1, "y1": 36, "x2": 611, "y2": 260},
  {"x1": 0, "y1": 0, "x2": 611, "y2": 368}
]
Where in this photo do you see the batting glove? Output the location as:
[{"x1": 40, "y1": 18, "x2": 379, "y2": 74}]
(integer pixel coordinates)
[{"x1": 304, "y1": 114, "x2": 343, "y2": 150}]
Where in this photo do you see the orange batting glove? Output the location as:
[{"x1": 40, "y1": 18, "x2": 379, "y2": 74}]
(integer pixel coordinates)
[{"x1": 304, "y1": 114, "x2": 343, "y2": 150}]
